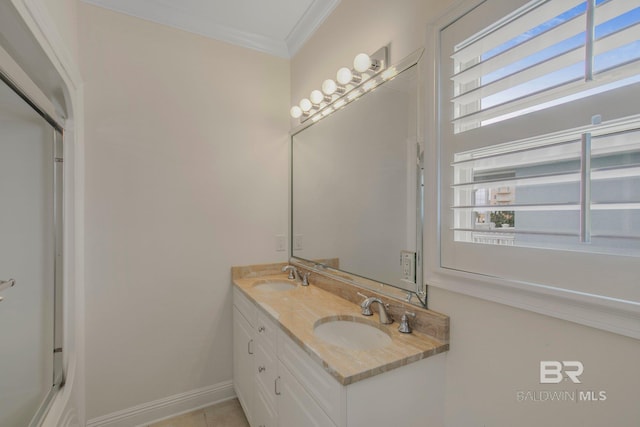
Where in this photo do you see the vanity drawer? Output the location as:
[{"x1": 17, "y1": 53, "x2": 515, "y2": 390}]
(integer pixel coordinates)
[
  {"x1": 256, "y1": 310, "x2": 278, "y2": 351},
  {"x1": 255, "y1": 340, "x2": 278, "y2": 409},
  {"x1": 277, "y1": 329, "x2": 345, "y2": 426},
  {"x1": 233, "y1": 288, "x2": 257, "y2": 327}
]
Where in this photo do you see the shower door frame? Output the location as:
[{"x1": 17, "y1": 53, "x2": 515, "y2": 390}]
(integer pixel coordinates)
[{"x1": 0, "y1": 69, "x2": 65, "y2": 427}]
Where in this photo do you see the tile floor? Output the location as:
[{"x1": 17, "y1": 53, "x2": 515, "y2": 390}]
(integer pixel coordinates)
[{"x1": 147, "y1": 398, "x2": 249, "y2": 427}]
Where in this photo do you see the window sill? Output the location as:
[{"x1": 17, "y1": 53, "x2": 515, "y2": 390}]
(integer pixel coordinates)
[{"x1": 425, "y1": 266, "x2": 640, "y2": 340}]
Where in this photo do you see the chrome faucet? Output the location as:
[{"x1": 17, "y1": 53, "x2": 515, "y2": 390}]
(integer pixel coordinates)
[
  {"x1": 301, "y1": 272, "x2": 311, "y2": 286},
  {"x1": 282, "y1": 265, "x2": 298, "y2": 280},
  {"x1": 398, "y1": 312, "x2": 416, "y2": 334},
  {"x1": 359, "y1": 295, "x2": 393, "y2": 324}
]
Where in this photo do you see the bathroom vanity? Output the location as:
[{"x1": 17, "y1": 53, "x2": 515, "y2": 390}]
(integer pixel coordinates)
[{"x1": 232, "y1": 262, "x2": 449, "y2": 427}]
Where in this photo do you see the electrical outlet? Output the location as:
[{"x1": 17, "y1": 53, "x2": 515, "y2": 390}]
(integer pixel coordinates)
[
  {"x1": 401, "y1": 250, "x2": 416, "y2": 283},
  {"x1": 275, "y1": 235, "x2": 286, "y2": 252},
  {"x1": 294, "y1": 234, "x2": 303, "y2": 251}
]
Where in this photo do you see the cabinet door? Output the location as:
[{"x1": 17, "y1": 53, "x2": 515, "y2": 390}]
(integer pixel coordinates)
[
  {"x1": 254, "y1": 381, "x2": 277, "y2": 427},
  {"x1": 233, "y1": 306, "x2": 254, "y2": 424},
  {"x1": 277, "y1": 361, "x2": 336, "y2": 427}
]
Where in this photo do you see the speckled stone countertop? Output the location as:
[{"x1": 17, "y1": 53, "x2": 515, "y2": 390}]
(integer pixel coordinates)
[{"x1": 232, "y1": 262, "x2": 449, "y2": 385}]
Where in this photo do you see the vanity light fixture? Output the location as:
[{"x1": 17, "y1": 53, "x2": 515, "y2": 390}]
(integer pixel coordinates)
[
  {"x1": 354, "y1": 52, "x2": 377, "y2": 72},
  {"x1": 290, "y1": 105, "x2": 303, "y2": 119},
  {"x1": 299, "y1": 98, "x2": 312, "y2": 113},
  {"x1": 309, "y1": 89, "x2": 328, "y2": 105},
  {"x1": 290, "y1": 46, "x2": 389, "y2": 123},
  {"x1": 336, "y1": 67, "x2": 361, "y2": 85},
  {"x1": 321, "y1": 78, "x2": 341, "y2": 96}
]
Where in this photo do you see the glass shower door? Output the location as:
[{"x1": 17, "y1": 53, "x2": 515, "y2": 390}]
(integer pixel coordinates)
[{"x1": 0, "y1": 75, "x2": 63, "y2": 427}]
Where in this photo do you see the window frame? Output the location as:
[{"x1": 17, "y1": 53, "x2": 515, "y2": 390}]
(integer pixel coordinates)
[{"x1": 424, "y1": 0, "x2": 640, "y2": 339}]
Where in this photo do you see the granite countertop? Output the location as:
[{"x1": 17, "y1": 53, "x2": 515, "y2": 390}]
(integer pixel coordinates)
[{"x1": 233, "y1": 272, "x2": 449, "y2": 385}]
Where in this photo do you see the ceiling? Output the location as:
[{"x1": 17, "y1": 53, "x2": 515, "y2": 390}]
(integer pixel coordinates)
[{"x1": 81, "y1": 0, "x2": 340, "y2": 58}]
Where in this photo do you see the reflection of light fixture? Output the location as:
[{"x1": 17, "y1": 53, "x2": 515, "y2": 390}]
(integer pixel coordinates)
[
  {"x1": 333, "y1": 99, "x2": 346, "y2": 109},
  {"x1": 347, "y1": 89, "x2": 361, "y2": 101},
  {"x1": 363, "y1": 79, "x2": 377, "y2": 92},
  {"x1": 290, "y1": 46, "x2": 389, "y2": 120},
  {"x1": 381, "y1": 67, "x2": 398, "y2": 80}
]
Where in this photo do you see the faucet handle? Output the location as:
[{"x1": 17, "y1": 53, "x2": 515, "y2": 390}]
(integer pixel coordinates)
[
  {"x1": 356, "y1": 292, "x2": 373, "y2": 315},
  {"x1": 398, "y1": 311, "x2": 416, "y2": 334},
  {"x1": 302, "y1": 272, "x2": 311, "y2": 286}
]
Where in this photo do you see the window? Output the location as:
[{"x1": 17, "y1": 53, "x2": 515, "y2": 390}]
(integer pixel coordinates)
[
  {"x1": 434, "y1": 0, "x2": 640, "y2": 335},
  {"x1": 453, "y1": 116, "x2": 640, "y2": 257},
  {"x1": 451, "y1": 0, "x2": 640, "y2": 133}
]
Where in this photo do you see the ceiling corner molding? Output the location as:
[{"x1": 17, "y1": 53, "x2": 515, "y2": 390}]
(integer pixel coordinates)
[
  {"x1": 81, "y1": 0, "x2": 339, "y2": 59},
  {"x1": 204, "y1": 24, "x2": 290, "y2": 59},
  {"x1": 81, "y1": 0, "x2": 291, "y2": 58},
  {"x1": 286, "y1": 0, "x2": 341, "y2": 57}
]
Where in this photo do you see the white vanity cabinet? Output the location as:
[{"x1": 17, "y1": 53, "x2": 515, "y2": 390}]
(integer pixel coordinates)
[
  {"x1": 232, "y1": 289, "x2": 257, "y2": 425},
  {"x1": 277, "y1": 360, "x2": 336, "y2": 427},
  {"x1": 234, "y1": 288, "x2": 334, "y2": 427},
  {"x1": 233, "y1": 287, "x2": 445, "y2": 427},
  {"x1": 253, "y1": 311, "x2": 279, "y2": 427}
]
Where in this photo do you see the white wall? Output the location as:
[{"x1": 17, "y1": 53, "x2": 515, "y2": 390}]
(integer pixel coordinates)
[
  {"x1": 79, "y1": 3, "x2": 289, "y2": 420},
  {"x1": 291, "y1": 0, "x2": 640, "y2": 426}
]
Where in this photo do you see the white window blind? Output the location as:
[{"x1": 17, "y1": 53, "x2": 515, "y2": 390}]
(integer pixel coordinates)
[
  {"x1": 451, "y1": 0, "x2": 640, "y2": 133},
  {"x1": 452, "y1": 114, "x2": 640, "y2": 256},
  {"x1": 437, "y1": 0, "x2": 640, "y2": 307}
]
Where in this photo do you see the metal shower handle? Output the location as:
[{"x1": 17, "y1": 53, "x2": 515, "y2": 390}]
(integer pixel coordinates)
[{"x1": 0, "y1": 279, "x2": 16, "y2": 302}]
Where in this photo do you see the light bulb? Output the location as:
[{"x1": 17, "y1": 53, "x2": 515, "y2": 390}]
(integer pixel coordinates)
[
  {"x1": 299, "y1": 98, "x2": 312, "y2": 112},
  {"x1": 290, "y1": 105, "x2": 302, "y2": 119},
  {"x1": 353, "y1": 53, "x2": 372, "y2": 72},
  {"x1": 310, "y1": 89, "x2": 324, "y2": 105},
  {"x1": 322, "y1": 79, "x2": 337, "y2": 95},
  {"x1": 336, "y1": 67, "x2": 353, "y2": 85}
]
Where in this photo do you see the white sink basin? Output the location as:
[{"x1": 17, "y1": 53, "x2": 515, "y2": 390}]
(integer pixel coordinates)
[
  {"x1": 313, "y1": 317, "x2": 392, "y2": 350},
  {"x1": 253, "y1": 280, "x2": 297, "y2": 291}
]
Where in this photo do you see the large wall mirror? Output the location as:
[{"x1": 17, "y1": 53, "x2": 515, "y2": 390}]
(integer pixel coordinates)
[{"x1": 291, "y1": 49, "x2": 426, "y2": 305}]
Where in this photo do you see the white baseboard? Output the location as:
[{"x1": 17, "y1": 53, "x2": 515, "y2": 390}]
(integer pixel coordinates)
[{"x1": 86, "y1": 381, "x2": 235, "y2": 427}]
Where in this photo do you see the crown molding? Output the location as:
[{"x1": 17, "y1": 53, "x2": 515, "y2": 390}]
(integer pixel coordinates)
[
  {"x1": 286, "y1": 0, "x2": 341, "y2": 57},
  {"x1": 81, "y1": 0, "x2": 340, "y2": 58}
]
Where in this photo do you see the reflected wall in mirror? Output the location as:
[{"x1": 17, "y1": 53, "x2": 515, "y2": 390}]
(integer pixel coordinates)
[{"x1": 291, "y1": 50, "x2": 425, "y2": 303}]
